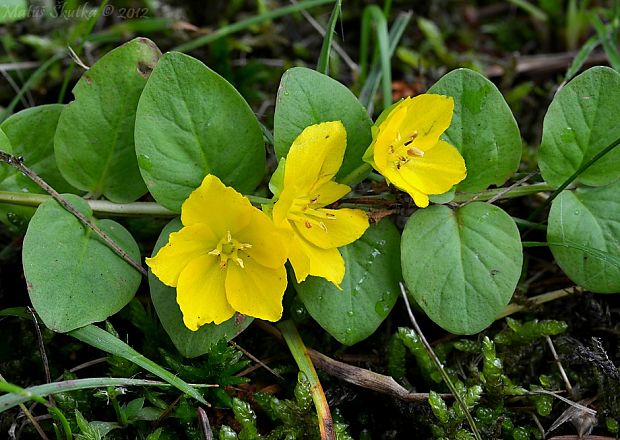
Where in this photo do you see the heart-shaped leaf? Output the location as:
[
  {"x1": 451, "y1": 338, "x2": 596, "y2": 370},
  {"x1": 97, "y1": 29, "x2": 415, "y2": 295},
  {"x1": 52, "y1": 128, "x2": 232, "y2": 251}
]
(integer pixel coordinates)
[
  {"x1": 23, "y1": 194, "x2": 142, "y2": 332},
  {"x1": 274, "y1": 67, "x2": 373, "y2": 183},
  {"x1": 295, "y1": 220, "x2": 401, "y2": 345},
  {"x1": 547, "y1": 180, "x2": 620, "y2": 293},
  {"x1": 55, "y1": 38, "x2": 161, "y2": 202},
  {"x1": 539, "y1": 66, "x2": 620, "y2": 188},
  {"x1": 135, "y1": 52, "x2": 266, "y2": 212},
  {"x1": 401, "y1": 202, "x2": 522, "y2": 334},
  {"x1": 429, "y1": 68, "x2": 522, "y2": 192}
]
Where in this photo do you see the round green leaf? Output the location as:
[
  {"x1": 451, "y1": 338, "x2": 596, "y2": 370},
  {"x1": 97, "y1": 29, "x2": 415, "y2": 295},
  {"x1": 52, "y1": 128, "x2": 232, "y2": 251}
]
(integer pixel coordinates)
[
  {"x1": 149, "y1": 219, "x2": 252, "y2": 358},
  {"x1": 135, "y1": 52, "x2": 266, "y2": 212},
  {"x1": 401, "y1": 203, "x2": 522, "y2": 334},
  {"x1": 55, "y1": 38, "x2": 161, "y2": 203},
  {"x1": 22, "y1": 194, "x2": 141, "y2": 332},
  {"x1": 295, "y1": 220, "x2": 401, "y2": 345},
  {"x1": 539, "y1": 66, "x2": 620, "y2": 188},
  {"x1": 274, "y1": 67, "x2": 373, "y2": 183},
  {"x1": 429, "y1": 68, "x2": 522, "y2": 193},
  {"x1": 547, "y1": 181, "x2": 620, "y2": 293},
  {"x1": 2, "y1": 104, "x2": 76, "y2": 194}
]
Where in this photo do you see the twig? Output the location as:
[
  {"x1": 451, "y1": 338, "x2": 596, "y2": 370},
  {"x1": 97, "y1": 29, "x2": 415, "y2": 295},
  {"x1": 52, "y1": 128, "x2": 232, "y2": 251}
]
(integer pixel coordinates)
[
  {"x1": 546, "y1": 336, "x2": 573, "y2": 396},
  {"x1": 0, "y1": 151, "x2": 147, "y2": 277},
  {"x1": 399, "y1": 283, "x2": 483, "y2": 440},
  {"x1": 486, "y1": 171, "x2": 539, "y2": 204},
  {"x1": 529, "y1": 390, "x2": 596, "y2": 416},
  {"x1": 229, "y1": 341, "x2": 284, "y2": 380},
  {"x1": 256, "y1": 321, "x2": 447, "y2": 402},
  {"x1": 27, "y1": 307, "x2": 51, "y2": 386},
  {"x1": 277, "y1": 320, "x2": 335, "y2": 440},
  {"x1": 308, "y1": 348, "x2": 450, "y2": 402},
  {"x1": 497, "y1": 286, "x2": 584, "y2": 320},
  {"x1": 197, "y1": 407, "x2": 213, "y2": 440}
]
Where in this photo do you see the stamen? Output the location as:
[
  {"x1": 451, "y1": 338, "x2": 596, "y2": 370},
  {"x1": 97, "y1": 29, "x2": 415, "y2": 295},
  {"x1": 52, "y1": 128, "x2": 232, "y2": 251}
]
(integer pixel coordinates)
[
  {"x1": 208, "y1": 249, "x2": 220, "y2": 256},
  {"x1": 407, "y1": 147, "x2": 425, "y2": 157}
]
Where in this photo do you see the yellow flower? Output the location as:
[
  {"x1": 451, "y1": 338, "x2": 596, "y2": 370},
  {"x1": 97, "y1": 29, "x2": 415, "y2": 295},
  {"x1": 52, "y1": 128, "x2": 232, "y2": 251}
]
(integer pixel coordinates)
[
  {"x1": 363, "y1": 94, "x2": 467, "y2": 208},
  {"x1": 270, "y1": 121, "x2": 369, "y2": 287},
  {"x1": 146, "y1": 175, "x2": 288, "y2": 330}
]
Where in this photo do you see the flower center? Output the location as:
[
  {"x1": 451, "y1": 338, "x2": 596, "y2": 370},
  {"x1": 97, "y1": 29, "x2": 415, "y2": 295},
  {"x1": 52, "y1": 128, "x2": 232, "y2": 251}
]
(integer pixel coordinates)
[
  {"x1": 287, "y1": 197, "x2": 336, "y2": 231},
  {"x1": 208, "y1": 231, "x2": 252, "y2": 269},
  {"x1": 387, "y1": 130, "x2": 424, "y2": 169}
]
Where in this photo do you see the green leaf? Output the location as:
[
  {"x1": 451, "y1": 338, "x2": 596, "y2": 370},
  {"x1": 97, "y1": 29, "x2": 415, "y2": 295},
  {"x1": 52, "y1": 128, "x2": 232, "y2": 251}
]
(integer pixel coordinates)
[
  {"x1": 401, "y1": 203, "x2": 522, "y2": 334},
  {"x1": 54, "y1": 38, "x2": 161, "y2": 203},
  {"x1": 295, "y1": 220, "x2": 401, "y2": 345},
  {"x1": 22, "y1": 194, "x2": 141, "y2": 332},
  {"x1": 0, "y1": 106, "x2": 77, "y2": 231},
  {"x1": 547, "y1": 180, "x2": 620, "y2": 293},
  {"x1": 539, "y1": 66, "x2": 620, "y2": 188},
  {"x1": 1, "y1": 105, "x2": 76, "y2": 193},
  {"x1": 0, "y1": 0, "x2": 27, "y2": 24},
  {"x1": 274, "y1": 67, "x2": 373, "y2": 183},
  {"x1": 429, "y1": 68, "x2": 522, "y2": 193},
  {"x1": 69, "y1": 324, "x2": 208, "y2": 406},
  {"x1": 149, "y1": 219, "x2": 252, "y2": 357},
  {"x1": 135, "y1": 52, "x2": 265, "y2": 212}
]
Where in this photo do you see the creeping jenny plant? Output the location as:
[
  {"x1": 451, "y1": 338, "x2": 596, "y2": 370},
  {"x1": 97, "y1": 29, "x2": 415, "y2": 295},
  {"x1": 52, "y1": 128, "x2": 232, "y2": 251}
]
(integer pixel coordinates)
[{"x1": 146, "y1": 175, "x2": 289, "y2": 330}]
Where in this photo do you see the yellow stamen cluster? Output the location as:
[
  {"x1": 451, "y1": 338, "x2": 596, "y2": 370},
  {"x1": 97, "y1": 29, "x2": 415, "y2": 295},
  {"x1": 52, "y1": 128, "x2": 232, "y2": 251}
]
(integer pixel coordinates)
[{"x1": 208, "y1": 230, "x2": 252, "y2": 269}]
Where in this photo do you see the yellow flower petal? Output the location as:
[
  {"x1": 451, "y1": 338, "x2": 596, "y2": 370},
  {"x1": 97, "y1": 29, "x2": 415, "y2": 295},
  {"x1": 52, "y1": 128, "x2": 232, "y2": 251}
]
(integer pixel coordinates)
[
  {"x1": 146, "y1": 223, "x2": 218, "y2": 287},
  {"x1": 181, "y1": 174, "x2": 252, "y2": 236},
  {"x1": 176, "y1": 254, "x2": 235, "y2": 330},
  {"x1": 236, "y1": 210, "x2": 289, "y2": 269},
  {"x1": 272, "y1": 186, "x2": 296, "y2": 226},
  {"x1": 294, "y1": 208, "x2": 369, "y2": 249},
  {"x1": 283, "y1": 121, "x2": 347, "y2": 194},
  {"x1": 225, "y1": 260, "x2": 286, "y2": 322},
  {"x1": 376, "y1": 94, "x2": 454, "y2": 151},
  {"x1": 310, "y1": 181, "x2": 351, "y2": 208},
  {"x1": 288, "y1": 235, "x2": 345, "y2": 286},
  {"x1": 397, "y1": 140, "x2": 466, "y2": 195}
]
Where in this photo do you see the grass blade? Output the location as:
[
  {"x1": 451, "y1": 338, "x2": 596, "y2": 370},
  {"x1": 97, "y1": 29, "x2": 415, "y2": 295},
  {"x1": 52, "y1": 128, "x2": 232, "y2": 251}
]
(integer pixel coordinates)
[
  {"x1": 359, "y1": 11, "x2": 412, "y2": 112},
  {"x1": 173, "y1": 0, "x2": 335, "y2": 53},
  {"x1": 69, "y1": 324, "x2": 208, "y2": 405},
  {"x1": 359, "y1": 5, "x2": 392, "y2": 110},
  {"x1": 0, "y1": 377, "x2": 209, "y2": 413},
  {"x1": 316, "y1": 0, "x2": 341, "y2": 74},
  {"x1": 564, "y1": 36, "x2": 600, "y2": 82},
  {"x1": 591, "y1": 14, "x2": 620, "y2": 71}
]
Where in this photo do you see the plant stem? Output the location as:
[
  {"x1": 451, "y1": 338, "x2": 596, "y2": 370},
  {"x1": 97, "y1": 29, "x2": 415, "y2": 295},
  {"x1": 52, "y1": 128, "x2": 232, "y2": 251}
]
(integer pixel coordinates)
[
  {"x1": 453, "y1": 182, "x2": 555, "y2": 203},
  {"x1": 340, "y1": 162, "x2": 372, "y2": 186},
  {"x1": 0, "y1": 181, "x2": 555, "y2": 218},
  {"x1": 0, "y1": 153, "x2": 147, "y2": 276},
  {"x1": 528, "y1": 135, "x2": 620, "y2": 221},
  {"x1": 277, "y1": 320, "x2": 335, "y2": 440}
]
